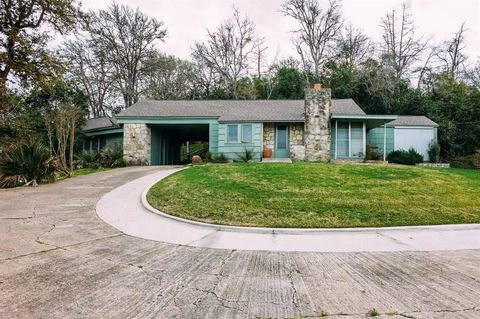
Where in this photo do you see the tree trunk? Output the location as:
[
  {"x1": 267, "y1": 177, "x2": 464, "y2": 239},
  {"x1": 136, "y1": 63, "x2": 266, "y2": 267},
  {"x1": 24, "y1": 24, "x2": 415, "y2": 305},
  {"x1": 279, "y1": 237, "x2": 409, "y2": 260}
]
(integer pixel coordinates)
[
  {"x1": 69, "y1": 119, "x2": 75, "y2": 172},
  {"x1": 0, "y1": 69, "x2": 9, "y2": 97}
]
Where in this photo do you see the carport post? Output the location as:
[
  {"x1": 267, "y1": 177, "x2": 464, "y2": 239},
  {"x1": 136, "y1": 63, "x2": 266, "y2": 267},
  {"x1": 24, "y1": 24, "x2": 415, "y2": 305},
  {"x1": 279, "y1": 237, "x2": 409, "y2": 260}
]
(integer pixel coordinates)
[{"x1": 383, "y1": 121, "x2": 387, "y2": 161}]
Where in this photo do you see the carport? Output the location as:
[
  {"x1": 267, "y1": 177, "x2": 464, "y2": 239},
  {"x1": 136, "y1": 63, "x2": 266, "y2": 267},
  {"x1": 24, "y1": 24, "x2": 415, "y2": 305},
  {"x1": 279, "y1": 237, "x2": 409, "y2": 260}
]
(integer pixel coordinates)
[{"x1": 151, "y1": 124, "x2": 209, "y2": 165}]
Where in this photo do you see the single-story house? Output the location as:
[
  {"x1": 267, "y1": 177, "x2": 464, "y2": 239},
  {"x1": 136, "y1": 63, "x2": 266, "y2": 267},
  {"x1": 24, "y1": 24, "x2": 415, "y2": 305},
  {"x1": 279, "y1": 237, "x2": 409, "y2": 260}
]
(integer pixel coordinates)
[{"x1": 81, "y1": 85, "x2": 438, "y2": 164}]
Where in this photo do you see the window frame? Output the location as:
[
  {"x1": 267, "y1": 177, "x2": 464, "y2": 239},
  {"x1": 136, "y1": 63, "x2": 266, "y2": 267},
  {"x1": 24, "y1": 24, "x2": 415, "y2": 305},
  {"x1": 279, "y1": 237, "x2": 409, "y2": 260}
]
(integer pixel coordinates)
[
  {"x1": 241, "y1": 124, "x2": 253, "y2": 143},
  {"x1": 227, "y1": 124, "x2": 239, "y2": 143},
  {"x1": 227, "y1": 124, "x2": 254, "y2": 144}
]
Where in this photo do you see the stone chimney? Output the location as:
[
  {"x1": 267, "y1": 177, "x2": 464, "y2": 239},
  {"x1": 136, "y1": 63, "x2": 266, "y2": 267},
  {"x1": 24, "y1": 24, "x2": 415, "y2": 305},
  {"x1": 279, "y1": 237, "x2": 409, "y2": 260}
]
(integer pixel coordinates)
[{"x1": 304, "y1": 84, "x2": 331, "y2": 162}]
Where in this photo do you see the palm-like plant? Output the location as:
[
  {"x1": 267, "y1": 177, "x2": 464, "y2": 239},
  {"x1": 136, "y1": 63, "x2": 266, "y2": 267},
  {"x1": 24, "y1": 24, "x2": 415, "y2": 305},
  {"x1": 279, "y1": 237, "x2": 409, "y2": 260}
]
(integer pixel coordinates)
[
  {"x1": 77, "y1": 150, "x2": 100, "y2": 168},
  {"x1": 99, "y1": 144, "x2": 126, "y2": 167},
  {"x1": 236, "y1": 148, "x2": 254, "y2": 162},
  {"x1": 0, "y1": 140, "x2": 56, "y2": 187}
]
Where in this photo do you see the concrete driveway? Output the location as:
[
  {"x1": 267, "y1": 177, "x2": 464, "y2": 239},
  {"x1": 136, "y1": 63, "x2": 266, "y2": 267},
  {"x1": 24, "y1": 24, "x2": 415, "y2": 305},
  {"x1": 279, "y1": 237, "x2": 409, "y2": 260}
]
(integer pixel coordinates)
[{"x1": 1, "y1": 166, "x2": 479, "y2": 319}]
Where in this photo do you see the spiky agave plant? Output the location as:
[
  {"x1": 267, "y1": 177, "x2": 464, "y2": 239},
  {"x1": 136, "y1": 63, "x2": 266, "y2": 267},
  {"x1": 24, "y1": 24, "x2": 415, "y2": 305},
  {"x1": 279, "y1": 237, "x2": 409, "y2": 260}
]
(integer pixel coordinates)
[
  {"x1": 236, "y1": 148, "x2": 254, "y2": 162},
  {"x1": 0, "y1": 140, "x2": 56, "y2": 187}
]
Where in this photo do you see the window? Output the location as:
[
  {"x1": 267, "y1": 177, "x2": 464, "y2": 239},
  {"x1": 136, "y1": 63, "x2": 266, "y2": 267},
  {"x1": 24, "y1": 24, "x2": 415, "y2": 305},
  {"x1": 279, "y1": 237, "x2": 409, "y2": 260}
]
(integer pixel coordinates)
[
  {"x1": 227, "y1": 124, "x2": 253, "y2": 143},
  {"x1": 227, "y1": 125, "x2": 239, "y2": 143},
  {"x1": 351, "y1": 122, "x2": 363, "y2": 157},
  {"x1": 337, "y1": 122, "x2": 349, "y2": 157},
  {"x1": 335, "y1": 121, "x2": 365, "y2": 158},
  {"x1": 241, "y1": 125, "x2": 252, "y2": 143}
]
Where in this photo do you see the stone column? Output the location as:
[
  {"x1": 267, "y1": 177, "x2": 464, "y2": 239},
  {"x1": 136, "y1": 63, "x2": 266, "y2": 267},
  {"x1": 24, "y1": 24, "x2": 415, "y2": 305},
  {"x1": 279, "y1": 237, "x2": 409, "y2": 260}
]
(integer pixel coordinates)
[
  {"x1": 123, "y1": 123, "x2": 151, "y2": 165},
  {"x1": 289, "y1": 123, "x2": 305, "y2": 161},
  {"x1": 262, "y1": 123, "x2": 275, "y2": 151},
  {"x1": 304, "y1": 85, "x2": 331, "y2": 162}
]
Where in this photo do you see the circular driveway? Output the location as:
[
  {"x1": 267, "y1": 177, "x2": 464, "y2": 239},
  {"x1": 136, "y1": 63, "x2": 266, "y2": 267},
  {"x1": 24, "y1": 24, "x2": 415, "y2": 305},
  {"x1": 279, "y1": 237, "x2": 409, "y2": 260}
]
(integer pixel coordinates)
[
  {"x1": 1, "y1": 166, "x2": 479, "y2": 318},
  {"x1": 98, "y1": 167, "x2": 480, "y2": 252}
]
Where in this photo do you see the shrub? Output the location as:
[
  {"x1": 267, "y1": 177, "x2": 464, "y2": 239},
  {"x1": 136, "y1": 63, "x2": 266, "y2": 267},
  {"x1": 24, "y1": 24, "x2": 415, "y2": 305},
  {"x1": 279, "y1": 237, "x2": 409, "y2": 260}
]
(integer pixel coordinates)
[
  {"x1": 427, "y1": 140, "x2": 441, "y2": 163},
  {"x1": 99, "y1": 144, "x2": 126, "y2": 168},
  {"x1": 364, "y1": 144, "x2": 382, "y2": 161},
  {"x1": 213, "y1": 153, "x2": 229, "y2": 163},
  {"x1": 236, "y1": 148, "x2": 255, "y2": 162},
  {"x1": 451, "y1": 150, "x2": 480, "y2": 169},
  {"x1": 387, "y1": 148, "x2": 424, "y2": 165},
  {"x1": 0, "y1": 140, "x2": 57, "y2": 187},
  {"x1": 206, "y1": 152, "x2": 228, "y2": 163},
  {"x1": 77, "y1": 151, "x2": 100, "y2": 168}
]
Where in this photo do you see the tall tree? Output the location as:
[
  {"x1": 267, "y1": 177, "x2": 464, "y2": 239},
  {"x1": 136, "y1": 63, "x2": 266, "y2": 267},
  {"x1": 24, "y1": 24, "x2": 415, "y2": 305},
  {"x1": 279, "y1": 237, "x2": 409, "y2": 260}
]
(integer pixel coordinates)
[
  {"x1": 282, "y1": 0, "x2": 342, "y2": 77},
  {"x1": 192, "y1": 8, "x2": 264, "y2": 99},
  {"x1": 90, "y1": 3, "x2": 167, "y2": 108},
  {"x1": 465, "y1": 61, "x2": 480, "y2": 89},
  {"x1": 335, "y1": 23, "x2": 371, "y2": 69},
  {"x1": 0, "y1": 0, "x2": 84, "y2": 96},
  {"x1": 62, "y1": 39, "x2": 117, "y2": 117},
  {"x1": 436, "y1": 23, "x2": 468, "y2": 79},
  {"x1": 142, "y1": 52, "x2": 197, "y2": 100},
  {"x1": 379, "y1": 4, "x2": 429, "y2": 80},
  {"x1": 27, "y1": 80, "x2": 88, "y2": 172}
]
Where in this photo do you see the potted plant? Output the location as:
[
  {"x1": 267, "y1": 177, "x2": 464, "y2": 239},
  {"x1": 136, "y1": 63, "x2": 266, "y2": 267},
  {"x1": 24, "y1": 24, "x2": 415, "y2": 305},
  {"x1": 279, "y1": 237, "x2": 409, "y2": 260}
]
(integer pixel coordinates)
[{"x1": 263, "y1": 148, "x2": 272, "y2": 158}]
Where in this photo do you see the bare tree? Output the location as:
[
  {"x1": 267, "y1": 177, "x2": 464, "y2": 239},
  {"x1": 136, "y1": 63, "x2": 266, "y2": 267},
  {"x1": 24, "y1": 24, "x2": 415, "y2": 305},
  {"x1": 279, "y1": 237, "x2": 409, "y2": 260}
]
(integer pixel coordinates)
[
  {"x1": 190, "y1": 58, "x2": 220, "y2": 99},
  {"x1": 142, "y1": 52, "x2": 196, "y2": 100},
  {"x1": 90, "y1": 3, "x2": 167, "y2": 108},
  {"x1": 62, "y1": 39, "x2": 117, "y2": 117},
  {"x1": 282, "y1": 0, "x2": 342, "y2": 76},
  {"x1": 436, "y1": 23, "x2": 468, "y2": 78},
  {"x1": 379, "y1": 4, "x2": 429, "y2": 80},
  {"x1": 336, "y1": 23, "x2": 371, "y2": 68},
  {"x1": 465, "y1": 61, "x2": 480, "y2": 89},
  {"x1": 272, "y1": 56, "x2": 302, "y2": 70},
  {"x1": 192, "y1": 8, "x2": 264, "y2": 99},
  {"x1": 415, "y1": 46, "x2": 436, "y2": 90}
]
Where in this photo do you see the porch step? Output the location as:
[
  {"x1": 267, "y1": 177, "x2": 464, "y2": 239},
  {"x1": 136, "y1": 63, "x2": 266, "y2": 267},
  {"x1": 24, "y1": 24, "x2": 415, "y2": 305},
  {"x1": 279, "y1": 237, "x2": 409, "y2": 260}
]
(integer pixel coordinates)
[{"x1": 261, "y1": 158, "x2": 293, "y2": 163}]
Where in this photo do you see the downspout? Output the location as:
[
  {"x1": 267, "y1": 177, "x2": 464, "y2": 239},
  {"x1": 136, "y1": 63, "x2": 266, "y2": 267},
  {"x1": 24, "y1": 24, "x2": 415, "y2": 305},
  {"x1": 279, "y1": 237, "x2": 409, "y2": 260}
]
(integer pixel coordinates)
[
  {"x1": 363, "y1": 121, "x2": 366, "y2": 157},
  {"x1": 334, "y1": 120, "x2": 338, "y2": 160},
  {"x1": 383, "y1": 121, "x2": 387, "y2": 161},
  {"x1": 348, "y1": 122, "x2": 352, "y2": 158}
]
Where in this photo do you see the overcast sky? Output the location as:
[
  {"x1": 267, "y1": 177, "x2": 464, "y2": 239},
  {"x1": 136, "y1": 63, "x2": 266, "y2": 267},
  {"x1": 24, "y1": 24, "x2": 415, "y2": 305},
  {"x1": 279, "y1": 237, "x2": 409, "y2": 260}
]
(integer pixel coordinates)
[{"x1": 80, "y1": 0, "x2": 480, "y2": 64}]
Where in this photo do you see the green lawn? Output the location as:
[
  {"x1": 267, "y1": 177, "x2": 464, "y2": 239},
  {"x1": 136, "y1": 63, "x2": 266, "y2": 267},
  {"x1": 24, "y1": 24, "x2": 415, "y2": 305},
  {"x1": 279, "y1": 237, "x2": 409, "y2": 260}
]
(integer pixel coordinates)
[
  {"x1": 59, "y1": 167, "x2": 112, "y2": 180},
  {"x1": 147, "y1": 163, "x2": 480, "y2": 228}
]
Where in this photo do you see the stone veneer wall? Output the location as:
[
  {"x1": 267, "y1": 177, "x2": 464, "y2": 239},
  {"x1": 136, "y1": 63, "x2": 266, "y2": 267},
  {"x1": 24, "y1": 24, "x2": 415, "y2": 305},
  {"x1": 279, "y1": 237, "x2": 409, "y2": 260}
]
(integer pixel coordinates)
[
  {"x1": 289, "y1": 123, "x2": 305, "y2": 160},
  {"x1": 304, "y1": 87, "x2": 331, "y2": 161},
  {"x1": 263, "y1": 123, "x2": 275, "y2": 151},
  {"x1": 123, "y1": 123, "x2": 151, "y2": 165}
]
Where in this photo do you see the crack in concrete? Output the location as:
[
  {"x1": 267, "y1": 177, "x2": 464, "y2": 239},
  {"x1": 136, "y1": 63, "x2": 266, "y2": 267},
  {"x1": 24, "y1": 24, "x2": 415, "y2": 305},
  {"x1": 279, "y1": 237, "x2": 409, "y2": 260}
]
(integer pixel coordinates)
[
  {"x1": 285, "y1": 305, "x2": 480, "y2": 318},
  {"x1": 36, "y1": 223, "x2": 56, "y2": 242},
  {"x1": 1, "y1": 233, "x2": 123, "y2": 261},
  {"x1": 287, "y1": 267, "x2": 301, "y2": 311},
  {"x1": 375, "y1": 231, "x2": 412, "y2": 248},
  {"x1": 189, "y1": 250, "x2": 248, "y2": 315},
  {"x1": 400, "y1": 304, "x2": 480, "y2": 317}
]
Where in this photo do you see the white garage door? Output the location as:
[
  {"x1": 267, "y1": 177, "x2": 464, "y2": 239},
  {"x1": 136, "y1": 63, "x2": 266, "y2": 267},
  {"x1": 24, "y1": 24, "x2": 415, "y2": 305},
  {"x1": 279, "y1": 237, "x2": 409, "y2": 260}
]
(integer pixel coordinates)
[{"x1": 394, "y1": 127, "x2": 434, "y2": 161}]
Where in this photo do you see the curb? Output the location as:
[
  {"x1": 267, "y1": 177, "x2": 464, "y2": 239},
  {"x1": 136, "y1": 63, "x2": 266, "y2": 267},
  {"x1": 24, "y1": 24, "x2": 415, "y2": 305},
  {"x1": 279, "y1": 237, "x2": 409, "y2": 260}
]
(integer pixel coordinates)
[{"x1": 140, "y1": 168, "x2": 480, "y2": 235}]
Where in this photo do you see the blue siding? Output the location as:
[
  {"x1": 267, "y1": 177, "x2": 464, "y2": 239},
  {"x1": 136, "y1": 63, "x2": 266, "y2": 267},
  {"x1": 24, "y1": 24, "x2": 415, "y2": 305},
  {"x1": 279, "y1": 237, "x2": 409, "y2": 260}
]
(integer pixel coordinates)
[
  {"x1": 209, "y1": 122, "x2": 219, "y2": 153},
  {"x1": 366, "y1": 127, "x2": 394, "y2": 156},
  {"x1": 217, "y1": 123, "x2": 262, "y2": 161}
]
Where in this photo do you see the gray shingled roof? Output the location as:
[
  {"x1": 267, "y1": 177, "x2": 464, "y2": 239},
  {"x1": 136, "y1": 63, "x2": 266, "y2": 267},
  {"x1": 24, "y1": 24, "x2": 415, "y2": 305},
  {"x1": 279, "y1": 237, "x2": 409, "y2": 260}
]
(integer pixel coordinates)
[
  {"x1": 387, "y1": 116, "x2": 438, "y2": 127},
  {"x1": 82, "y1": 117, "x2": 119, "y2": 131},
  {"x1": 116, "y1": 99, "x2": 366, "y2": 122}
]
